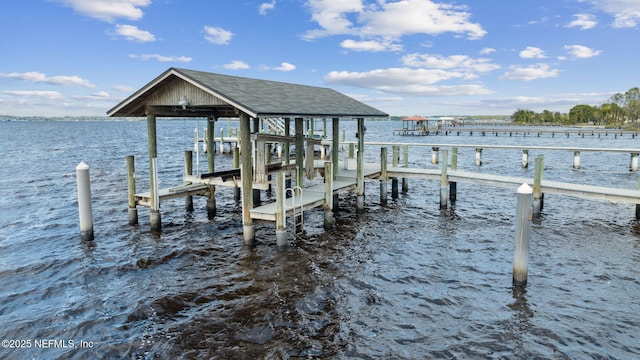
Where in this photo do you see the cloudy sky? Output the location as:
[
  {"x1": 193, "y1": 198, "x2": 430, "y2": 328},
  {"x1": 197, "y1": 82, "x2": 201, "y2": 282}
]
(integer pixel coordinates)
[{"x1": 1, "y1": 0, "x2": 639, "y2": 117}]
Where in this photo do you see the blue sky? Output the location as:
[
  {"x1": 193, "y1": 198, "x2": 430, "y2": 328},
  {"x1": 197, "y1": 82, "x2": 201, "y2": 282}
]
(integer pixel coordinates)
[{"x1": 1, "y1": 0, "x2": 639, "y2": 117}]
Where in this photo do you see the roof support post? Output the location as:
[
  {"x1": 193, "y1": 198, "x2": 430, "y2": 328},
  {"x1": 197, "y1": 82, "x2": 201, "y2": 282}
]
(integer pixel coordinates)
[
  {"x1": 332, "y1": 118, "x2": 339, "y2": 180},
  {"x1": 206, "y1": 116, "x2": 216, "y2": 219},
  {"x1": 240, "y1": 113, "x2": 254, "y2": 244},
  {"x1": 146, "y1": 112, "x2": 161, "y2": 232},
  {"x1": 356, "y1": 117, "x2": 365, "y2": 212},
  {"x1": 306, "y1": 118, "x2": 315, "y2": 179},
  {"x1": 295, "y1": 118, "x2": 304, "y2": 188},
  {"x1": 284, "y1": 118, "x2": 291, "y2": 165}
]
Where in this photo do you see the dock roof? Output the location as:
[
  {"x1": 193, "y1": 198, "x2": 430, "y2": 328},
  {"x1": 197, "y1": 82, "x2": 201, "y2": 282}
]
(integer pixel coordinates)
[{"x1": 107, "y1": 68, "x2": 388, "y2": 119}]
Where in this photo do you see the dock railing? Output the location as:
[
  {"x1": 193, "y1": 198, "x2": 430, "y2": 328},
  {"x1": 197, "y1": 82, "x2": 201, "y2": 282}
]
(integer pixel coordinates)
[
  {"x1": 327, "y1": 140, "x2": 640, "y2": 172},
  {"x1": 323, "y1": 140, "x2": 640, "y2": 218}
]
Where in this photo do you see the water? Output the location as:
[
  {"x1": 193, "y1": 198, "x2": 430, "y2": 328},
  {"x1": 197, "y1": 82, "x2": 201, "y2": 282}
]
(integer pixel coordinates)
[{"x1": 0, "y1": 119, "x2": 639, "y2": 359}]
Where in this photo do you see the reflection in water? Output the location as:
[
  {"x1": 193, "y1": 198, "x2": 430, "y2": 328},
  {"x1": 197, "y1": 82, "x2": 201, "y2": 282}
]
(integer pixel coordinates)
[{"x1": 509, "y1": 286, "x2": 535, "y2": 323}]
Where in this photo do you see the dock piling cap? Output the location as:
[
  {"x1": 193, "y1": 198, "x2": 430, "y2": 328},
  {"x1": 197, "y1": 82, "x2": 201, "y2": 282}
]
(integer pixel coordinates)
[
  {"x1": 517, "y1": 183, "x2": 533, "y2": 194},
  {"x1": 76, "y1": 161, "x2": 89, "y2": 171}
]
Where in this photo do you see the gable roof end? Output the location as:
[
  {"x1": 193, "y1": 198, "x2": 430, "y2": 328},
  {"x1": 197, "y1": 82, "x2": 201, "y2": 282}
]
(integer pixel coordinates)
[{"x1": 107, "y1": 68, "x2": 388, "y2": 119}]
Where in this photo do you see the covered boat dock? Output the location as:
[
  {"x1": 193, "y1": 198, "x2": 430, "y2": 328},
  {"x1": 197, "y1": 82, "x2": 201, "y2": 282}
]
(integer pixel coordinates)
[{"x1": 107, "y1": 67, "x2": 388, "y2": 245}]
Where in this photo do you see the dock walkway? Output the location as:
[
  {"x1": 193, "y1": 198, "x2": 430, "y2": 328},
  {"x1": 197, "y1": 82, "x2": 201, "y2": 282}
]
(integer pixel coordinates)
[
  {"x1": 134, "y1": 183, "x2": 209, "y2": 207},
  {"x1": 386, "y1": 167, "x2": 640, "y2": 203},
  {"x1": 250, "y1": 165, "x2": 380, "y2": 221},
  {"x1": 134, "y1": 161, "x2": 640, "y2": 216}
]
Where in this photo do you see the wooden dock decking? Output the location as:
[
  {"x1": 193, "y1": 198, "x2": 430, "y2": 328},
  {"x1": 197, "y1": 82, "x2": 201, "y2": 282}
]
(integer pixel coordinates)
[
  {"x1": 134, "y1": 183, "x2": 209, "y2": 207},
  {"x1": 250, "y1": 165, "x2": 380, "y2": 221},
  {"x1": 134, "y1": 161, "x2": 640, "y2": 215},
  {"x1": 386, "y1": 167, "x2": 640, "y2": 203}
]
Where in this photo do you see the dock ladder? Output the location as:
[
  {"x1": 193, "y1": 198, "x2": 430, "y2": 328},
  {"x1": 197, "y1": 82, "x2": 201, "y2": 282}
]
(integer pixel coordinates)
[
  {"x1": 286, "y1": 186, "x2": 304, "y2": 235},
  {"x1": 265, "y1": 117, "x2": 285, "y2": 135}
]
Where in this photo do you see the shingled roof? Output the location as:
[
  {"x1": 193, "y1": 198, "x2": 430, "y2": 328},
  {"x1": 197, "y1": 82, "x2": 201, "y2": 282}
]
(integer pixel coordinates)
[{"x1": 107, "y1": 68, "x2": 388, "y2": 119}]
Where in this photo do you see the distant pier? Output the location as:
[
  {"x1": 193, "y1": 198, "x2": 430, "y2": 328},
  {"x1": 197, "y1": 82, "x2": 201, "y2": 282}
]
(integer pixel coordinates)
[{"x1": 394, "y1": 126, "x2": 639, "y2": 138}]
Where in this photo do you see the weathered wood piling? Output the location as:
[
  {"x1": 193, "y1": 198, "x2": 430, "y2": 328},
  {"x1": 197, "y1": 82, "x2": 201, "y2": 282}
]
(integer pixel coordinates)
[{"x1": 126, "y1": 155, "x2": 138, "y2": 225}]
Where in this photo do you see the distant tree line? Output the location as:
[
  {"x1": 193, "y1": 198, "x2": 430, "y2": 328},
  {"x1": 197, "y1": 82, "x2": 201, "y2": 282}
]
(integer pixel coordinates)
[{"x1": 512, "y1": 87, "x2": 640, "y2": 127}]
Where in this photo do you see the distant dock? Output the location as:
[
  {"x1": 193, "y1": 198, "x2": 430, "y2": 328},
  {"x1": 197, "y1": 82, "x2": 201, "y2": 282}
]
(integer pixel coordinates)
[{"x1": 394, "y1": 126, "x2": 640, "y2": 138}]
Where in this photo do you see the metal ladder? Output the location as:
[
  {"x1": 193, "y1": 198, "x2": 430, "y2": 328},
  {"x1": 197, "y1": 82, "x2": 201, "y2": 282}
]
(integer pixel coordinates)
[
  {"x1": 286, "y1": 186, "x2": 304, "y2": 235},
  {"x1": 264, "y1": 117, "x2": 285, "y2": 134}
]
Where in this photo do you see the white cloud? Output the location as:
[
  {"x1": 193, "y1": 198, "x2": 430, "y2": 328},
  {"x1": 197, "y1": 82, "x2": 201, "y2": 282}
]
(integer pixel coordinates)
[
  {"x1": 303, "y1": 0, "x2": 485, "y2": 41},
  {"x1": 563, "y1": 44, "x2": 602, "y2": 58},
  {"x1": 565, "y1": 13, "x2": 598, "y2": 30},
  {"x1": 303, "y1": 0, "x2": 363, "y2": 39},
  {"x1": 4, "y1": 90, "x2": 64, "y2": 100},
  {"x1": 273, "y1": 62, "x2": 296, "y2": 71},
  {"x1": 499, "y1": 63, "x2": 560, "y2": 81},
  {"x1": 324, "y1": 67, "x2": 492, "y2": 96},
  {"x1": 72, "y1": 91, "x2": 112, "y2": 100},
  {"x1": 587, "y1": 0, "x2": 640, "y2": 28},
  {"x1": 340, "y1": 39, "x2": 402, "y2": 52},
  {"x1": 129, "y1": 54, "x2": 192, "y2": 62},
  {"x1": 224, "y1": 60, "x2": 250, "y2": 70},
  {"x1": 0, "y1": 71, "x2": 96, "y2": 88},
  {"x1": 479, "y1": 47, "x2": 496, "y2": 55},
  {"x1": 113, "y1": 24, "x2": 155, "y2": 42},
  {"x1": 358, "y1": 0, "x2": 486, "y2": 40},
  {"x1": 53, "y1": 0, "x2": 151, "y2": 22},
  {"x1": 204, "y1": 26, "x2": 234, "y2": 44},
  {"x1": 259, "y1": 0, "x2": 276, "y2": 15},
  {"x1": 260, "y1": 62, "x2": 297, "y2": 71},
  {"x1": 519, "y1": 46, "x2": 546, "y2": 59},
  {"x1": 402, "y1": 53, "x2": 500, "y2": 73},
  {"x1": 113, "y1": 84, "x2": 134, "y2": 92}
]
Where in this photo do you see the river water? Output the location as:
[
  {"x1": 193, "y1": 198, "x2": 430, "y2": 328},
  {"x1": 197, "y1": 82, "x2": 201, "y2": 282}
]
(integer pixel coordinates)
[{"x1": 0, "y1": 119, "x2": 638, "y2": 359}]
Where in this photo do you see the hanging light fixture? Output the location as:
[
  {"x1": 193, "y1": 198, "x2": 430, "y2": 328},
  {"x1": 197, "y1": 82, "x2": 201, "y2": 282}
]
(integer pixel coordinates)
[{"x1": 178, "y1": 96, "x2": 190, "y2": 110}]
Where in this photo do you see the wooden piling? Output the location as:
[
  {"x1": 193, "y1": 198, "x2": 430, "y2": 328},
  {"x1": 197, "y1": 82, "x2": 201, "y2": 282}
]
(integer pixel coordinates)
[
  {"x1": 533, "y1": 155, "x2": 544, "y2": 217},
  {"x1": 324, "y1": 161, "x2": 334, "y2": 228},
  {"x1": 147, "y1": 113, "x2": 161, "y2": 232},
  {"x1": 184, "y1": 150, "x2": 194, "y2": 212},
  {"x1": 219, "y1": 128, "x2": 225, "y2": 153},
  {"x1": 432, "y1": 147, "x2": 439, "y2": 164},
  {"x1": 637, "y1": 173, "x2": 640, "y2": 220},
  {"x1": 513, "y1": 183, "x2": 533, "y2": 287},
  {"x1": 284, "y1": 118, "x2": 291, "y2": 165},
  {"x1": 475, "y1": 148, "x2": 483, "y2": 166},
  {"x1": 240, "y1": 113, "x2": 255, "y2": 244},
  {"x1": 332, "y1": 118, "x2": 339, "y2": 181},
  {"x1": 630, "y1": 153, "x2": 639, "y2": 171},
  {"x1": 522, "y1": 150, "x2": 529, "y2": 169},
  {"x1": 295, "y1": 118, "x2": 304, "y2": 188},
  {"x1": 356, "y1": 118, "x2": 365, "y2": 211},
  {"x1": 380, "y1": 147, "x2": 388, "y2": 205},
  {"x1": 450, "y1": 147, "x2": 457, "y2": 203},
  {"x1": 305, "y1": 134, "x2": 315, "y2": 179},
  {"x1": 440, "y1": 149, "x2": 448, "y2": 209},
  {"x1": 233, "y1": 146, "x2": 240, "y2": 202},
  {"x1": 126, "y1": 155, "x2": 138, "y2": 225},
  {"x1": 206, "y1": 117, "x2": 216, "y2": 218},
  {"x1": 573, "y1": 151, "x2": 581, "y2": 169},
  {"x1": 402, "y1": 145, "x2": 409, "y2": 193},
  {"x1": 275, "y1": 171, "x2": 287, "y2": 248},
  {"x1": 391, "y1": 145, "x2": 399, "y2": 198}
]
